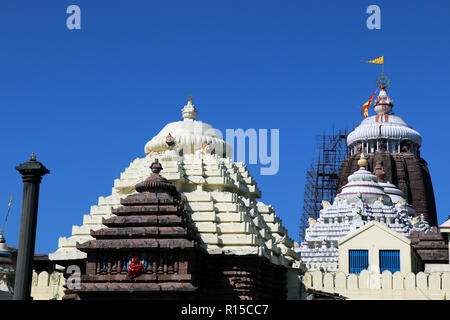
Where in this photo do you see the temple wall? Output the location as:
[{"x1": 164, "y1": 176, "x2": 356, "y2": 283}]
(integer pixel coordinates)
[
  {"x1": 29, "y1": 266, "x2": 301, "y2": 300},
  {"x1": 338, "y1": 222, "x2": 422, "y2": 275},
  {"x1": 302, "y1": 270, "x2": 450, "y2": 300},
  {"x1": 30, "y1": 270, "x2": 65, "y2": 300}
]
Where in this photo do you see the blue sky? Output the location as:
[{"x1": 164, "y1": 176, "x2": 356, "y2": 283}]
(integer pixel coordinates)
[{"x1": 0, "y1": 1, "x2": 449, "y2": 254}]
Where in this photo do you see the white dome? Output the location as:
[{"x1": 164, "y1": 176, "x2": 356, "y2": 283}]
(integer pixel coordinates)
[
  {"x1": 379, "y1": 181, "x2": 405, "y2": 203},
  {"x1": 339, "y1": 167, "x2": 390, "y2": 204},
  {"x1": 144, "y1": 99, "x2": 232, "y2": 156},
  {"x1": 347, "y1": 88, "x2": 422, "y2": 147},
  {"x1": 347, "y1": 114, "x2": 422, "y2": 147}
]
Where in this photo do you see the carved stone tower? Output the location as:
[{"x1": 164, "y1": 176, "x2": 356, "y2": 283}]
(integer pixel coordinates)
[{"x1": 339, "y1": 82, "x2": 438, "y2": 227}]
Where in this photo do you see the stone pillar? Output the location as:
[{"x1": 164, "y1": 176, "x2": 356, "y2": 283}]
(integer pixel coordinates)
[{"x1": 13, "y1": 153, "x2": 49, "y2": 300}]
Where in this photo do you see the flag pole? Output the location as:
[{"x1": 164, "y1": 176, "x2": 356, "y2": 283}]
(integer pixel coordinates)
[{"x1": 0, "y1": 195, "x2": 13, "y2": 236}]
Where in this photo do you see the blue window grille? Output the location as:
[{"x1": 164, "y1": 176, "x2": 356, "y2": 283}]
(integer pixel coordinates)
[
  {"x1": 379, "y1": 250, "x2": 400, "y2": 273},
  {"x1": 349, "y1": 250, "x2": 369, "y2": 274}
]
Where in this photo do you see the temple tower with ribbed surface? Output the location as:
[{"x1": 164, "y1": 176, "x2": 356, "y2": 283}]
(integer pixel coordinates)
[{"x1": 339, "y1": 78, "x2": 438, "y2": 227}]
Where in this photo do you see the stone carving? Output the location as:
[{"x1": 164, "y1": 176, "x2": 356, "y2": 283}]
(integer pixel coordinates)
[
  {"x1": 195, "y1": 142, "x2": 214, "y2": 157},
  {"x1": 144, "y1": 145, "x2": 158, "y2": 156},
  {"x1": 400, "y1": 141, "x2": 411, "y2": 153},
  {"x1": 165, "y1": 133, "x2": 177, "y2": 149},
  {"x1": 275, "y1": 235, "x2": 287, "y2": 245},
  {"x1": 32, "y1": 272, "x2": 38, "y2": 286},
  {"x1": 378, "y1": 139, "x2": 387, "y2": 152},
  {"x1": 50, "y1": 272, "x2": 60, "y2": 285},
  {"x1": 373, "y1": 161, "x2": 386, "y2": 182},
  {"x1": 321, "y1": 200, "x2": 330, "y2": 208},
  {"x1": 127, "y1": 254, "x2": 145, "y2": 279}
]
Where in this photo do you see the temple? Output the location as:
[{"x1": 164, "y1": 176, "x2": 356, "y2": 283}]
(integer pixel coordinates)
[
  {"x1": 297, "y1": 75, "x2": 448, "y2": 275},
  {"x1": 339, "y1": 77, "x2": 448, "y2": 265},
  {"x1": 49, "y1": 97, "x2": 301, "y2": 299},
  {"x1": 340, "y1": 78, "x2": 437, "y2": 226},
  {"x1": 63, "y1": 159, "x2": 204, "y2": 299},
  {"x1": 2, "y1": 77, "x2": 448, "y2": 300},
  {"x1": 297, "y1": 154, "x2": 431, "y2": 272}
]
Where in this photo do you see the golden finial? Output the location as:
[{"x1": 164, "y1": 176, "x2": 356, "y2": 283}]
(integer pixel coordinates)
[{"x1": 358, "y1": 154, "x2": 368, "y2": 168}]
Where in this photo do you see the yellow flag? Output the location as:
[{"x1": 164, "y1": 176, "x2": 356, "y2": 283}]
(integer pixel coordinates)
[
  {"x1": 8, "y1": 195, "x2": 12, "y2": 207},
  {"x1": 366, "y1": 56, "x2": 384, "y2": 64}
]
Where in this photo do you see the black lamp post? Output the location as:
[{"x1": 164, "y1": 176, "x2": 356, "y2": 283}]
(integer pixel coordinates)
[{"x1": 13, "y1": 152, "x2": 49, "y2": 300}]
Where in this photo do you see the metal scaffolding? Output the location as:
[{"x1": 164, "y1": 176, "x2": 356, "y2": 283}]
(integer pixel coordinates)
[{"x1": 299, "y1": 129, "x2": 349, "y2": 241}]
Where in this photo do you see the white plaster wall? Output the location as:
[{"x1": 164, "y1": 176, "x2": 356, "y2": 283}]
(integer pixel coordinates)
[
  {"x1": 339, "y1": 223, "x2": 415, "y2": 274},
  {"x1": 30, "y1": 271, "x2": 65, "y2": 300},
  {"x1": 301, "y1": 270, "x2": 450, "y2": 300}
]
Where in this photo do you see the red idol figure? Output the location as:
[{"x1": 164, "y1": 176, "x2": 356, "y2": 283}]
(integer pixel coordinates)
[{"x1": 127, "y1": 255, "x2": 144, "y2": 279}]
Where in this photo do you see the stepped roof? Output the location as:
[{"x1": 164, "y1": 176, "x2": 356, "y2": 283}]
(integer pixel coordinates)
[{"x1": 49, "y1": 97, "x2": 299, "y2": 268}]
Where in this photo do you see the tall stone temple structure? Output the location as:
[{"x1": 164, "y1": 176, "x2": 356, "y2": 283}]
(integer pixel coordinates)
[
  {"x1": 49, "y1": 97, "x2": 300, "y2": 299},
  {"x1": 297, "y1": 76, "x2": 449, "y2": 272},
  {"x1": 339, "y1": 81, "x2": 437, "y2": 226},
  {"x1": 338, "y1": 77, "x2": 447, "y2": 265}
]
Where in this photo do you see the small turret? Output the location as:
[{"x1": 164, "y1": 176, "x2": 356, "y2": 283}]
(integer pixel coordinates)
[{"x1": 181, "y1": 95, "x2": 198, "y2": 120}]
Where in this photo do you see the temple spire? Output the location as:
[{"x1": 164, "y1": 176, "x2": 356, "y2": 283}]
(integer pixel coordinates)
[
  {"x1": 376, "y1": 72, "x2": 390, "y2": 90},
  {"x1": 181, "y1": 94, "x2": 198, "y2": 120},
  {"x1": 374, "y1": 74, "x2": 393, "y2": 115}
]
